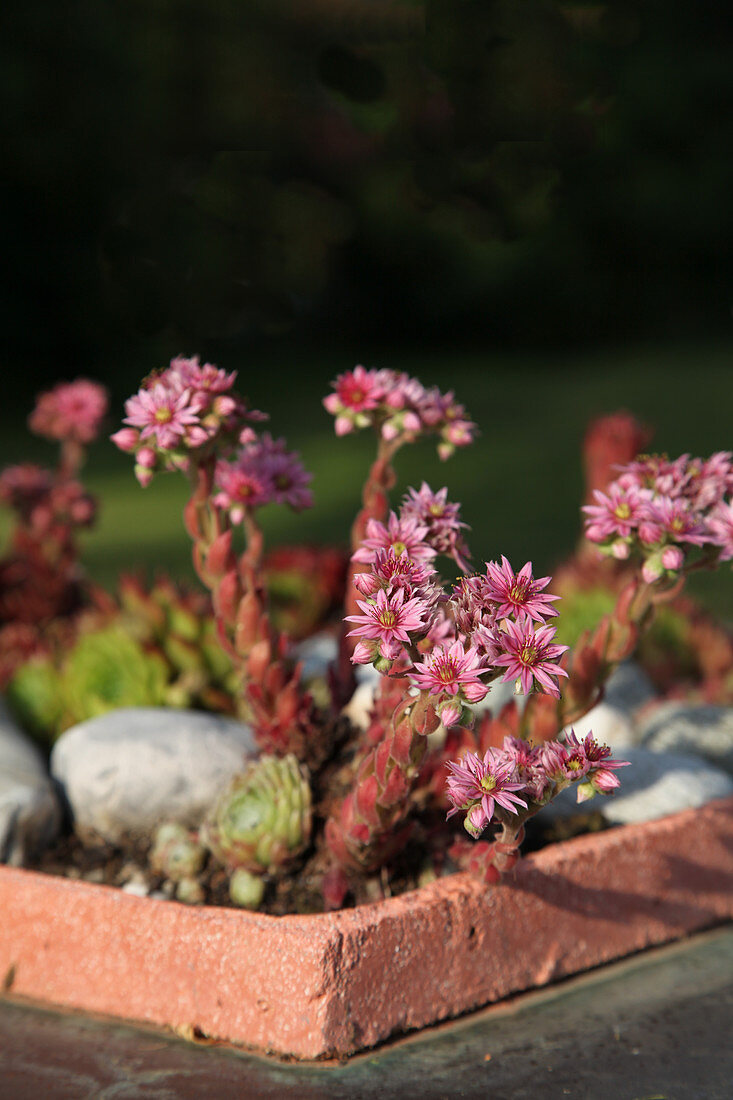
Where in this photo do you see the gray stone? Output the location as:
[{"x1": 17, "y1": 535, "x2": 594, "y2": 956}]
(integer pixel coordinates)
[
  {"x1": 293, "y1": 632, "x2": 338, "y2": 683},
  {"x1": 602, "y1": 660, "x2": 658, "y2": 714},
  {"x1": 342, "y1": 681, "x2": 378, "y2": 731},
  {"x1": 0, "y1": 699, "x2": 61, "y2": 865},
  {"x1": 537, "y1": 747, "x2": 733, "y2": 827},
  {"x1": 51, "y1": 707, "x2": 257, "y2": 844},
  {"x1": 562, "y1": 703, "x2": 639, "y2": 752},
  {"x1": 473, "y1": 677, "x2": 526, "y2": 717},
  {"x1": 640, "y1": 702, "x2": 733, "y2": 775}
]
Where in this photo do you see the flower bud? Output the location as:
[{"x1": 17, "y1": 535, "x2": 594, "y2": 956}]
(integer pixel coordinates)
[
  {"x1": 229, "y1": 868, "x2": 266, "y2": 909},
  {"x1": 641, "y1": 555, "x2": 664, "y2": 584},
  {"x1": 661, "y1": 545, "x2": 684, "y2": 571}
]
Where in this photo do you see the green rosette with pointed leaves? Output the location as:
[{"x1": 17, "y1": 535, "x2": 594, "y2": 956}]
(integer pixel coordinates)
[{"x1": 201, "y1": 754, "x2": 312, "y2": 875}]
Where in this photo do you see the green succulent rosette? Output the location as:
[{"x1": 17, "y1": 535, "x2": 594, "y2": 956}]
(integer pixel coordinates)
[
  {"x1": 201, "y1": 754, "x2": 312, "y2": 875},
  {"x1": 61, "y1": 627, "x2": 169, "y2": 727}
]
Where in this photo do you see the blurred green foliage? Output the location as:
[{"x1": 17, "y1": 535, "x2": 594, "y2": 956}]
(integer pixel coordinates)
[{"x1": 3, "y1": 0, "x2": 733, "y2": 380}]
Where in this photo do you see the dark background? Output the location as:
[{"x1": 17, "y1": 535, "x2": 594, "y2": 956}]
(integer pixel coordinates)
[{"x1": 1, "y1": 1, "x2": 731, "y2": 607}]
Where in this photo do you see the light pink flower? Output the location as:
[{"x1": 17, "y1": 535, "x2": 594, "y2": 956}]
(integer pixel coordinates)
[
  {"x1": 583, "y1": 483, "x2": 647, "y2": 543},
  {"x1": 412, "y1": 639, "x2": 490, "y2": 701},
  {"x1": 484, "y1": 556, "x2": 560, "y2": 622},
  {"x1": 446, "y1": 748, "x2": 528, "y2": 837},
  {"x1": 352, "y1": 512, "x2": 436, "y2": 565},
  {"x1": 494, "y1": 617, "x2": 569, "y2": 698},
  {"x1": 123, "y1": 382, "x2": 202, "y2": 451},
  {"x1": 29, "y1": 379, "x2": 109, "y2": 445},
  {"x1": 168, "y1": 355, "x2": 237, "y2": 395},
  {"x1": 708, "y1": 499, "x2": 733, "y2": 561},
  {"x1": 345, "y1": 587, "x2": 428, "y2": 658}
]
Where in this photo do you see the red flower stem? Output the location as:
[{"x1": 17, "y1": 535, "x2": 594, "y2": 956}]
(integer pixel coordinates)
[{"x1": 325, "y1": 686, "x2": 441, "y2": 872}]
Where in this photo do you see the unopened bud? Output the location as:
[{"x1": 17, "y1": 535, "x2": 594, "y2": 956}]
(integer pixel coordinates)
[{"x1": 661, "y1": 545, "x2": 684, "y2": 571}]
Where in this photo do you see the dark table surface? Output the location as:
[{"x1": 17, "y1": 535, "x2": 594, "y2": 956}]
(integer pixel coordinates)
[{"x1": 2, "y1": 924, "x2": 732, "y2": 1099}]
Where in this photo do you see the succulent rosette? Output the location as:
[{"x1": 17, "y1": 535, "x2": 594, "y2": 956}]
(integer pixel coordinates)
[
  {"x1": 201, "y1": 754, "x2": 312, "y2": 874},
  {"x1": 149, "y1": 822, "x2": 206, "y2": 882}
]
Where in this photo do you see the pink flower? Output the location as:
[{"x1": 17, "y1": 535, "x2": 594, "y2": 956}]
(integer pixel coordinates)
[
  {"x1": 494, "y1": 616, "x2": 569, "y2": 698},
  {"x1": 450, "y1": 574, "x2": 499, "y2": 640},
  {"x1": 412, "y1": 639, "x2": 490, "y2": 702},
  {"x1": 541, "y1": 731, "x2": 629, "y2": 801},
  {"x1": 0, "y1": 464, "x2": 53, "y2": 519},
  {"x1": 354, "y1": 549, "x2": 436, "y2": 597},
  {"x1": 401, "y1": 483, "x2": 471, "y2": 571},
  {"x1": 29, "y1": 379, "x2": 109, "y2": 445},
  {"x1": 446, "y1": 748, "x2": 528, "y2": 837},
  {"x1": 168, "y1": 355, "x2": 237, "y2": 395},
  {"x1": 352, "y1": 512, "x2": 436, "y2": 565},
  {"x1": 484, "y1": 556, "x2": 560, "y2": 623},
  {"x1": 123, "y1": 382, "x2": 203, "y2": 451},
  {"x1": 345, "y1": 587, "x2": 428, "y2": 659},
  {"x1": 213, "y1": 458, "x2": 275, "y2": 520},
  {"x1": 501, "y1": 736, "x2": 550, "y2": 802},
  {"x1": 647, "y1": 496, "x2": 711, "y2": 547},
  {"x1": 583, "y1": 483, "x2": 647, "y2": 543},
  {"x1": 708, "y1": 499, "x2": 733, "y2": 561},
  {"x1": 110, "y1": 427, "x2": 139, "y2": 453},
  {"x1": 323, "y1": 366, "x2": 475, "y2": 458},
  {"x1": 661, "y1": 545, "x2": 684, "y2": 571}
]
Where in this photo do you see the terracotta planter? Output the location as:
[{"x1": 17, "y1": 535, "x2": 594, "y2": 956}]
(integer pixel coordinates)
[{"x1": 2, "y1": 795, "x2": 732, "y2": 1060}]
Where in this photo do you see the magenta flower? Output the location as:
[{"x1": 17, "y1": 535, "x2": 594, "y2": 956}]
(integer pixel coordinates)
[
  {"x1": 484, "y1": 556, "x2": 560, "y2": 623},
  {"x1": 352, "y1": 512, "x2": 436, "y2": 565},
  {"x1": 412, "y1": 639, "x2": 490, "y2": 702},
  {"x1": 345, "y1": 587, "x2": 428, "y2": 659},
  {"x1": 29, "y1": 379, "x2": 109, "y2": 445},
  {"x1": 446, "y1": 748, "x2": 528, "y2": 837},
  {"x1": 494, "y1": 616, "x2": 569, "y2": 698}
]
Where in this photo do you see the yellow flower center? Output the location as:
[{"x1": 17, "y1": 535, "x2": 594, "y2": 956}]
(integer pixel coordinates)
[
  {"x1": 614, "y1": 502, "x2": 631, "y2": 520},
  {"x1": 480, "y1": 774, "x2": 496, "y2": 792},
  {"x1": 378, "y1": 610, "x2": 397, "y2": 627},
  {"x1": 154, "y1": 407, "x2": 173, "y2": 424}
]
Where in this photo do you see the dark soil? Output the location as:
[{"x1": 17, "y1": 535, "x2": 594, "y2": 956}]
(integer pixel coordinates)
[{"x1": 24, "y1": 809, "x2": 612, "y2": 916}]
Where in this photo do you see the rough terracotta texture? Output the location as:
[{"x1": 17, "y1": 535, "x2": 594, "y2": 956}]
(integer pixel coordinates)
[{"x1": 2, "y1": 796, "x2": 732, "y2": 1059}]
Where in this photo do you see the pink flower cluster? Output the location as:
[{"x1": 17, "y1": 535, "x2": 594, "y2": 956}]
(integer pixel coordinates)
[
  {"x1": 446, "y1": 732, "x2": 629, "y2": 838},
  {"x1": 346, "y1": 489, "x2": 568, "y2": 725},
  {"x1": 323, "y1": 365, "x2": 476, "y2": 459},
  {"x1": 583, "y1": 451, "x2": 733, "y2": 578},
  {"x1": 0, "y1": 464, "x2": 96, "y2": 533},
  {"x1": 29, "y1": 380, "x2": 109, "y2": 446},
  {"x1": 213, "y1": 434, "x2": 313, "y2": 522},
  {"x1": 111, "y1": 356, "x2": 265, "y2": 484}
]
